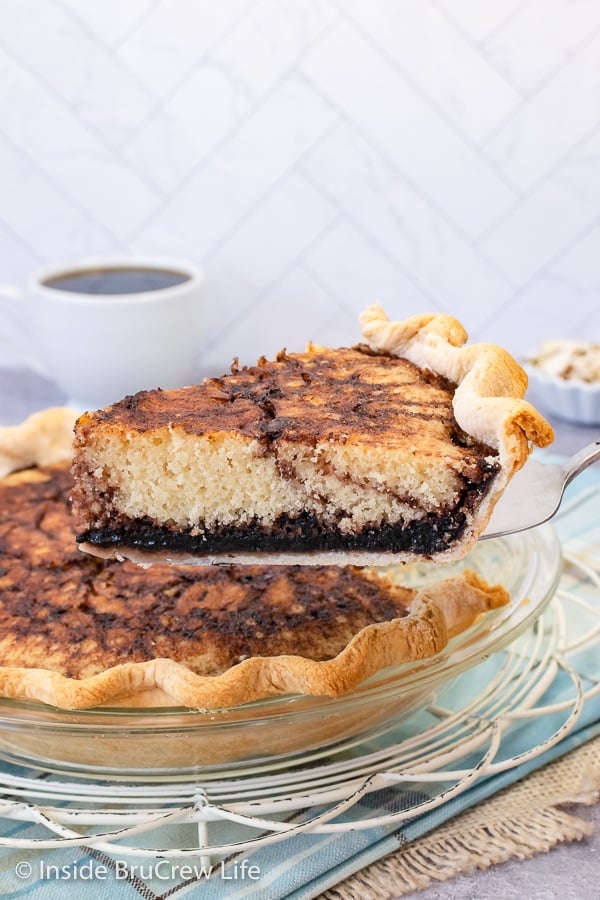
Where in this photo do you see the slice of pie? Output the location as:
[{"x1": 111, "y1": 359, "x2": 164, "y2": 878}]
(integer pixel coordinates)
[
  {"x1": 0, "y1": 424, "x2": 508, "y2": 710},
  {"x1": 71, "y1": 306, "x2": 553, "y2": 567}
]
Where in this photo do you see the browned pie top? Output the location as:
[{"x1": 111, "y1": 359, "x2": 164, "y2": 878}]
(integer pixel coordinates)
[
  {"x1": 0, "y1": 464, "x2": 411, "y2": 679},
  {"x1": 76, "y1": 346, "x2": 497, "y2": 463}
]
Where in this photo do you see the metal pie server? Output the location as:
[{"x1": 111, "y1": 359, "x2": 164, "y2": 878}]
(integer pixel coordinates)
[{"x1": 481, "y1": 440, "x2": 600, "y2": 539}]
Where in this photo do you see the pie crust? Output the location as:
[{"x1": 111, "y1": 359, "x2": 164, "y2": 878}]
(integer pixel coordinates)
[
  {"x1": 0, "y1": 406, "x2": 76, "y2": 477},
  {"x1": 0, "y1": 410, "x2": 508, "y2": 709},
  {"x1": 359, "y1": 305, "x2": 553, "y2": 475}
]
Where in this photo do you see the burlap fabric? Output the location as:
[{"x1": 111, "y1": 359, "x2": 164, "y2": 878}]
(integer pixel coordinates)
[{"x1": 320, "y1": 735, "x2": 600, "y2": 899}]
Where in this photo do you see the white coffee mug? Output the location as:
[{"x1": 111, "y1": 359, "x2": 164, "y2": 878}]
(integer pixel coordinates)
[{"x1": 1, "y1": 257, "x2": 204, "y2": 410}]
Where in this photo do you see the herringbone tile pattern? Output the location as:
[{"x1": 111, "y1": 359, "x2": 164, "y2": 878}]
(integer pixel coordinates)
[{"x1": 0, "y1": 0, "x2": 598, "y2": 376}]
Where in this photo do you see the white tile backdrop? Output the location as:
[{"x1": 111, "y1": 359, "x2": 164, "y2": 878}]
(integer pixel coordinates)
[{"x1": 0, "y1": 0, "x2": 599, "y2": 380}]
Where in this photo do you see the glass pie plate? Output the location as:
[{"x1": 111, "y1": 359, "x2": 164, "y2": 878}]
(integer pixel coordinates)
[{"x1": 0, "y1": 525, "x2": 562, "y2": 781}]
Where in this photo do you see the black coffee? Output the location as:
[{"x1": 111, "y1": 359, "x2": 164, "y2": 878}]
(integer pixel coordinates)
[{"x1": 43, "y1": 267, "x2": 190, "y2": 295}]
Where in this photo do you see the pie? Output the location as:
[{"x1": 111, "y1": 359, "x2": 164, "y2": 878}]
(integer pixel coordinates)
[
  {"x1": 0, "y1": 414, "x2": 508, "y2": 710},
  {"x1": 71, "y1": 305, "x2": 553, "y2": 567},
  {"x1": 0, "y1": 406, "x2": 76, "y2": 478}
]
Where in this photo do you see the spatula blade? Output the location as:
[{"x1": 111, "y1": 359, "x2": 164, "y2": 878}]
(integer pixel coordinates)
[{"x1": 481, "y1": 460, "x2": 566, "y2": 539}]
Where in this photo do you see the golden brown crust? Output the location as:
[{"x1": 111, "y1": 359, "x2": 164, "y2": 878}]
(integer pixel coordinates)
[
  {"x1": 0, "y1": 415, "x2": 509, "y2": 709},
  {"x1": 0, "y1": 407, "x2": 77, "y2": 477},
  {"x1": 359, "y1": 305, "x2": 554, "y2": 469}
]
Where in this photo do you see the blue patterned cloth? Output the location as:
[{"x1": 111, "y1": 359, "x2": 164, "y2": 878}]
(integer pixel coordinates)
[{"x1": 0, "y1": 461, "x2": 599, "y2": 900}]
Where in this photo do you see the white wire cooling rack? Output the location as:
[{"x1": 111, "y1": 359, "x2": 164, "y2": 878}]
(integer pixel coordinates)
[{"x1": 0, "y1": 492, "x2": 598, "y2": 860}]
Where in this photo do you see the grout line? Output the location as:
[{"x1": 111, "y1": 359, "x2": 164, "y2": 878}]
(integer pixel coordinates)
[
  {"x1": 113, "y1": 0, "x2": 261, "y2": 154},
  {"x1": 478, "y1": 121, "x2": 600, "y2": 243},
  {"x1": 110, "y1": 0, "x2": 162, "y2": 50},
  {"x1": 204, "y1": 214, "x2": 343, "y2": 355},
  {"x1": 433, "y1": 0, "x2": 528, "y2": 51},
  {"x1": 479, "y1": 21, "x2": 600, "y2": 150},
  {"x1": 55, "y1": 0, "x2": 158, "y2": 103},
  {"x1": 299, "y1": 165, "x2": 444, "y2": 312},
  {"x1": 333, "y1": 7, "x2": 522, "y2": 197},
  {"x1": 431, "y1": 0, "x2": 529, "y2": 100},
  {"x1": 298, "y1": 257, "x2": 365, "y2": 318},
  {"x1": 474, "y1": 216, "x2": 600, "y2": 336},
  {"x1": 315, "y1": 23, "x2": 600, "y2": 255},
  {"x1": 201, "y1": 122, "x2": 341, "y2": 263},
  {"x1": 476, "y1": 0, "x2": 529, "y2": 45},
  {"x1": 0, "y1": 36, "x2": 163, "y2": 202},
  {"x1": 123, "y1": 14, "x2": 342, "y2": 243},
  {"x1": 0, "y1": 129, "x2": 126, "y2": 252},
  {"x1": 0, "y1": 216, "x2": 47, "y2": 268},
  {"x1": 573, "y1": 298, "x2": 600, "y2": 338},
  {"x1": 297, "y1": 68, "x2": 517, "y2": 290}
]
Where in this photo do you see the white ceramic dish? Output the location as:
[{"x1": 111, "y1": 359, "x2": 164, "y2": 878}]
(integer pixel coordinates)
[
  {"x1": 525, "y1": 364, "x2": 600, "y2": 426},
  {"x1": 0, "y1": 524, "x2": 562, "y2": 781}
]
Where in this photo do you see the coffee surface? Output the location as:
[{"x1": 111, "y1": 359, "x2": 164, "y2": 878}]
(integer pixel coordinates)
[{"x1": 44, "y1": 267, "x2": 189, "y2": 295}]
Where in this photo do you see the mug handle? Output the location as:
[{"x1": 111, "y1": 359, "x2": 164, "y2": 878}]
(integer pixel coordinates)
[{"x1": 0, "y1": 284, "x2": 44, "y2": 372}]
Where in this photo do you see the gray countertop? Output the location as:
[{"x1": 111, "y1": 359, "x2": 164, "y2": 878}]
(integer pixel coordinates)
[{"x1": 1, "y1": 365, "x2": 599, "y2": 900}]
